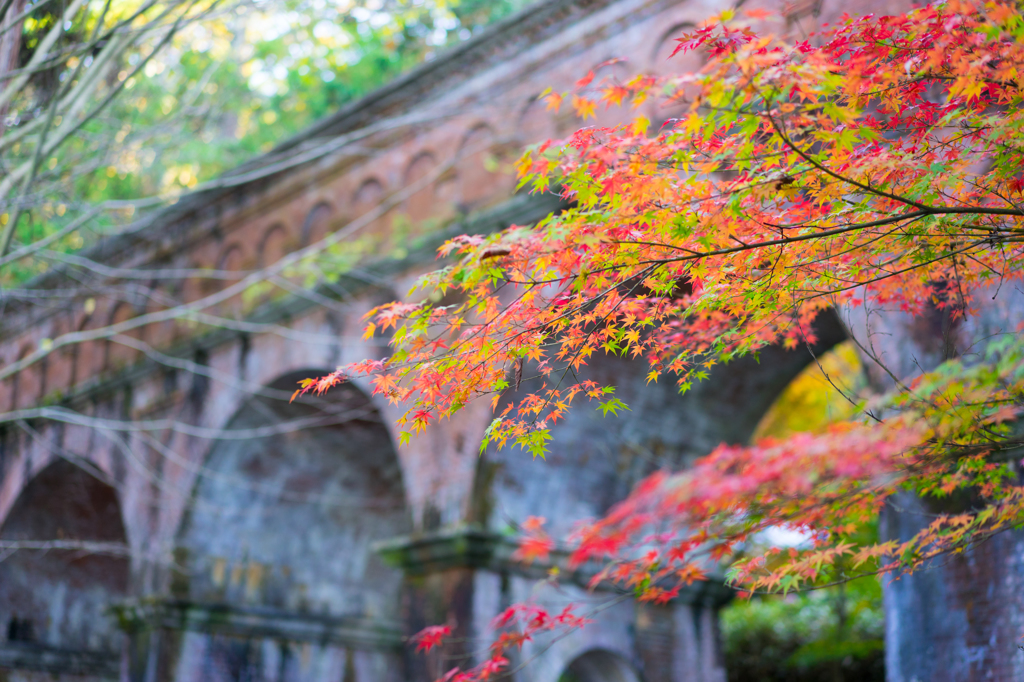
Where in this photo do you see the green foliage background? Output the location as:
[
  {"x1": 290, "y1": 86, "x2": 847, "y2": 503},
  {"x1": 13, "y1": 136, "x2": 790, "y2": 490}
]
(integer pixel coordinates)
[
  {"x1": 724, "y1": 343, "x2": 884, "y2": 682},
  {"x1": 3, "y1": 0, "x2": 532, "y2": 285},
  {"x1": 722, "y1": 577, "x2": 884, "y2": 682}
]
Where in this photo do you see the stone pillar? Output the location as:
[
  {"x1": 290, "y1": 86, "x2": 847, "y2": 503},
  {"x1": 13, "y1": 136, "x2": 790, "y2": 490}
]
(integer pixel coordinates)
[
  {"x1": 635, "y1": 598, "x2": 729, "y2": 682},
  {"x1": 881, "y1": 491, "x2": 1024, "y2": 681},
  {"x1": 844, "y1": 287, "x2": 1024, "y2": 681}
]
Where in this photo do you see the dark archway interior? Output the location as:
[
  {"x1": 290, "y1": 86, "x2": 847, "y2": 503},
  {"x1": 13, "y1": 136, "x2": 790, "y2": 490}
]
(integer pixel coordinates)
[
  {"x1": 476, "y1": 312, "x2": 848, "y2": 539},
  {"x1": 558, "y1": 649, "x2": 640, "y2": 682},
  {"x1": 176, "y1": 371, "x2": 412, "y2": 620},
  {"x1": 0, "y1": 460, "x2": 129, "y2": 653}
]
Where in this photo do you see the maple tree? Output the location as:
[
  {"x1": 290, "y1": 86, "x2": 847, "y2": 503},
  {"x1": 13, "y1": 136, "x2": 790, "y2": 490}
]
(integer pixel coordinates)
[{"x1": 301, "y1": 1, "x2": 1024, "y2": 678}]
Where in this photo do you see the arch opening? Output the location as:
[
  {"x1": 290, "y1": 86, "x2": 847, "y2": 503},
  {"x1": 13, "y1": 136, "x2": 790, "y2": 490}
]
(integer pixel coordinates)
[
  {"x1": 721, "y1": 329, "x2": 887, "y2": 682},
  {"x1": 752, "y1": 339, "x2": 866, "y2": 442},
  {"x1": 301, "y1": 202, "x2": 335, "y2": 246},
  {"x1": 453, "y1": 125, "x2": 502, "y2": 210},
  {"x1": 352, "y1": 178, "x2": 384, "y2": 214},
  {"x1": 0, "y1": 460, "x2": 128, "y2": 677},
  {"x1": 171, "y1": 371, "x2": 411, "y2": 681},
  {"x1": 476, "y1": 312, "x2": 848, "y2": 539},
  {"x1": 401, "y1": 151, "x2": 443, "y2": 225},
  {"x1": 258, "y1": 223, "x2": 289, "y2": 268},
  {"x1": 557, "y1": 649, "x2": 640, "y2": 682}
]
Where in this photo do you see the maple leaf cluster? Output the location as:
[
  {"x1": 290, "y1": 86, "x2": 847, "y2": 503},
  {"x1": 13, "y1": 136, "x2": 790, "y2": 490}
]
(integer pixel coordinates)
[
  {"x1": 302, "y1": 2, "x2": 1024, "y2": 678},
  {"x1": 412, "y1": 604, "x2": 590, "y2": 682}
]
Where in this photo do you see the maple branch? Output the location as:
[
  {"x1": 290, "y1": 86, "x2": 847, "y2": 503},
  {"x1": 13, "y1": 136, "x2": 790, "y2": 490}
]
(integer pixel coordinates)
[{"x1": 766, "y1": 110, "x2": 936, "y2": 213}]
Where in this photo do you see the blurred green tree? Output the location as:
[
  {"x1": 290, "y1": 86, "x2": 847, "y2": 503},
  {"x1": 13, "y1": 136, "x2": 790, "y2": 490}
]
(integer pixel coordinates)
[
  {"x1": 724, "y1": 344, "x2": 883, "y2": 682},
  {"x1": 0, "y1": 0, "x2": 533, "y2": 284}
]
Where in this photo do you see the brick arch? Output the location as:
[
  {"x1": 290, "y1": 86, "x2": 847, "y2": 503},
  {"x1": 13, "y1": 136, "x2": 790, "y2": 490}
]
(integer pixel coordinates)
[
  {"x1": 402, "y1": 150, "x2": 440, "y2": 223},
  {"x1": 473, "y1": 313, "x2": 847, "y2": 540},
  {"x1": 42, "y1": 315, "x2": 75, "y2": 399},
  {"x1": 453, "y1": 123, "x2": 501, "y2": 210},
  {"x1": 458, "y1": 123, "x2": 497, "y2": 153},
  {"x1": 517, "y1": 92, "x2": 557, "y2": 146},
  {"x1": 171, "y1": 370, "x2": 411, "y2": 681},
  {"x1": 183, "y1": 310, "x2": 423, "y2": 494},
  {"x1": 257, "y1": 222, "x2": 289, "y2": 268},
  {"x1": 591, "y1": 55, "x2": 631, "y2": 81},
  {"x1": 71, "y1": 311, "x2": 100, "y2": 388},
  {"x1": 214, "y1": 243, "x2": 247, "y2": 317},
  {"x1": 216, "y1": 242, "x2": 245, "y2": 272},
  {"x1": 404, "y1": 150, "x2": 436, "y2": 180},
  {"x1": 351, "y1": 177, "x2": 390, "y2": 247},
  {"x1": 470, "y1": 318, "x2": 846, "y2": 682},
  {"x1": 0, "y1": 459, "x2": 128, "y2": 675},
  {"x1": 300, "y1": 201, "x2": 336, "y2": 246},
  {"x1": 515, "y1": 609, "x2": 647, "y2": 682},
  {"x1": 353, "y1": 176, "x2": 385, "y2": 215},
  {"x1": 199, "y1": 312, "x2": 401, "y2": 426}
]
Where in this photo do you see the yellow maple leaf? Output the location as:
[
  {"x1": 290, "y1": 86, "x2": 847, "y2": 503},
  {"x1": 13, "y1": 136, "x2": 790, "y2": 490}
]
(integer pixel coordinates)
[
  {"x1": 572, "y1": 95, "x2": 597, "y2": 120},
  {"x1": 544, "y1": 91, "x2": 563, "y2": 112}
]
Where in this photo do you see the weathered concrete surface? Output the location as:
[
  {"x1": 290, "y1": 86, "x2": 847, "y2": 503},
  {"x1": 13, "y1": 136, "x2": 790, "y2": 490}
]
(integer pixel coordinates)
[{"x1": 881, "y1": 492, "x2": 1024, "y2": 682}]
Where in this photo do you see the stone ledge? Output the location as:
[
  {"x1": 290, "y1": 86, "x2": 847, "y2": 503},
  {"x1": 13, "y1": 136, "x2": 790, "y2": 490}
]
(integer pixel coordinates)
[
  {"x1": 374, "y1": 527, "x2": 734, "y2": 608},
  {"x1": 0, "y1": 642, "x2": 120, "y2": 679},
  {"x1": 113, "y1": 600, "x2": 404, "y2": 652},
  {"x1": 375, "y1": 527, "x2": 502, "y2": 575}
]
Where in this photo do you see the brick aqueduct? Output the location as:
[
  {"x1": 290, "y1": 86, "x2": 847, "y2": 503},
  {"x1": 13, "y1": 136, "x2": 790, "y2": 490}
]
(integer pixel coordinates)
[{"x1": 4, "y1": 0, "x2": 1017, "y2": 681}]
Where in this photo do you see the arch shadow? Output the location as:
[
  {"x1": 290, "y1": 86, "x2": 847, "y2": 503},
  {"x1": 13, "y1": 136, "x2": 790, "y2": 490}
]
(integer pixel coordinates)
[
  {"x1": 167, "y1": 370, "x2": 412, "y2": 682},
  {"x1": 0, "y1": 459, "x2": 128, "y2": 678},
  {"x1": 474, "y1": 311, "x2": 848, "y2": 539},
  {"x1": 558, "y1": 648, "x2": 640, "y2": 682}
]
